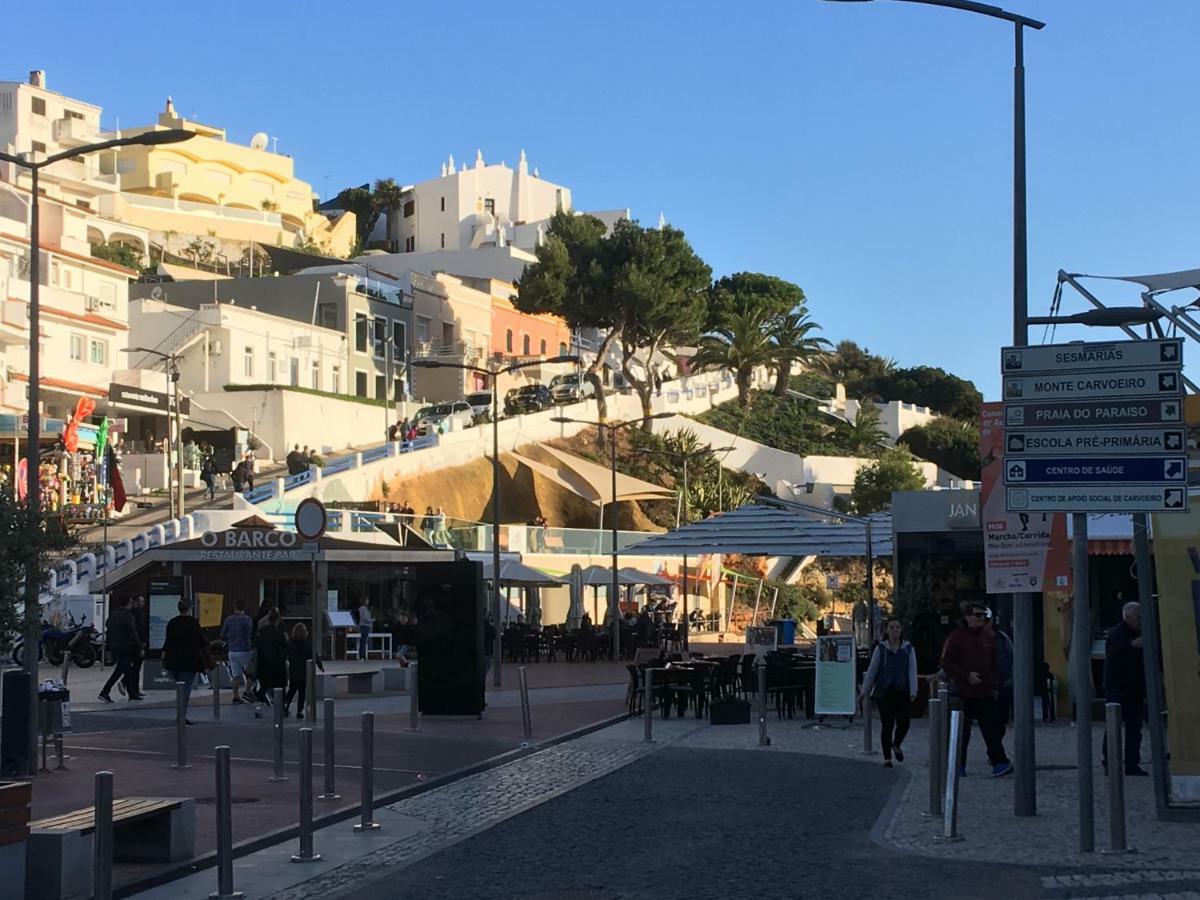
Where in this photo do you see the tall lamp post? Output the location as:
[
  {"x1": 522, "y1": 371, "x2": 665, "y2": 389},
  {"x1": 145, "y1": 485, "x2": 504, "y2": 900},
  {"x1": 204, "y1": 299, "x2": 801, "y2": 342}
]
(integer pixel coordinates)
[
  {"x1": 0, "y1": 128, "x2": 194, "y2": 777},
  {"x1": 636, "y1": 444, "x2": 734, "y2": 650},
  {"x1": 413, "y1": 353, "x2": 578, "y2": 687},
  {"x1": 552, "y1": 413, "x2": 675, "y2": 661},
  {"x1": 124, "y1": 347, "x2": 185, "y2": 520},
  {"x1": 822, "y1": 0, "x2": 1045, "y2": 818}
]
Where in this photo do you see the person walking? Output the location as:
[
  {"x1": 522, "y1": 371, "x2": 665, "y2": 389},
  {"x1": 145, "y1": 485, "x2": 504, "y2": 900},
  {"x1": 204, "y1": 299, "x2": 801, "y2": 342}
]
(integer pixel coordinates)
[
  {"x1": 162, "y1": 600, "x2": 211, "y2": 725},
  {"x1": 940, "y1": 602, "x2": 1013, "y2": 777},
  {"x1": 220, "y1": 600, "x2": 255, "y2": 704},
  {"x1": 356, "y1": 600, "x2": 374, "y2": 659},
  {"x1": 283, "y1": 623, "x2": 323, "y2": 719},
  {"x1": 421, "y1": 506, "x2": 436, "y2": 544},
  {"x1": 200, "y1": 454, "x2": 217, "y2": 500},
  {"x1": 127, "y1": 595, "x2": 148, "y2": 696},
  {"x1": 433, "y1": 506, "x2": 450, "y2": 545},
  {"x1": 989, "y1": 610, "x2": 1015, "y2": 738},
  {"x1": 859, "y1": 617, "x2": 918, "y2": 768},
  {"x1": 99, "y1": 596, "x2": 145, "y2": 702},
  {"x1": 253, "y1": 608, "x2": 289, "y2": 717},
  {"x1": 1103, "y1": 601, "x2": 1147, "y2": 776}
]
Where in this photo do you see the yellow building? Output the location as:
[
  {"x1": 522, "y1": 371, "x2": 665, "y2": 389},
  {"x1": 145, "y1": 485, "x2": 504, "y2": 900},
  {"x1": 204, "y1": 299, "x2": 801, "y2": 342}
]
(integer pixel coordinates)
[{"x1": 99, "y1": 99, "x2": 355, "y2": 264}]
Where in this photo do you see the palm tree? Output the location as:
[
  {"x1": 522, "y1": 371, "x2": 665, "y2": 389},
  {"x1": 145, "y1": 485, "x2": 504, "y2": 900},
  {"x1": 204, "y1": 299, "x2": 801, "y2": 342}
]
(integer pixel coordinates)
[
  {"x1": 840, "y1": 401, "x2": 888, "y2": 455},
  {"x1": 769, "y1": 310, "x2": 831, "y2": 397},
  {"x1": 372, "y1": 178, "x2": 408, "y2": 252},
  {"x1": 690, "y1": 307, "x2": 775, "y2": 406}
]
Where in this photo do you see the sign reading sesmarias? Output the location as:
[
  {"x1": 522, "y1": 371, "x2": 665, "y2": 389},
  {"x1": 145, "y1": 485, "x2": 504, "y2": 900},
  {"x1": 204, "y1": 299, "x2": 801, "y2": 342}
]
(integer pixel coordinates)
[
  {"x1": 1001, "y1": 338, "x2": 1187, "y2": 514},
  {"x1": 199, "y1": 529, "x2": 305, "y2": 561}
]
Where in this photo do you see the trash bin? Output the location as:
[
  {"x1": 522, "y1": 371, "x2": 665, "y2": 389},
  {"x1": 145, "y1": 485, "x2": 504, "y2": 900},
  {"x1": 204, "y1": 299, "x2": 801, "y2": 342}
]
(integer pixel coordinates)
[
  {"x1": 37, "y1": 688, "x2": 70, "y2": 737},
  {"x1": 776, "y1": 618, "x2": 796, "y2": 646}
]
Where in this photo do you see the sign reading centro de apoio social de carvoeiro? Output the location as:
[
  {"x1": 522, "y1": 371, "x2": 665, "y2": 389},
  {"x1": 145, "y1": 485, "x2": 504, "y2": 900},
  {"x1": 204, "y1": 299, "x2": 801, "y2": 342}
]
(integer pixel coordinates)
[{"x1": 1000, "y1": 338, "x2": 1187, "y2": 514}]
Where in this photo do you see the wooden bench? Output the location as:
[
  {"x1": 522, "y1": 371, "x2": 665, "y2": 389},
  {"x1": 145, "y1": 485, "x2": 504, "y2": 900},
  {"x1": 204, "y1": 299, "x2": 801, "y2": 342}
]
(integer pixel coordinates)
[
  {"x1": 316, "y1": 669, "x2": 382, "y2": 698},
  {"x1": 28, "y1": 797, "x2": 195, "y2": 900}
]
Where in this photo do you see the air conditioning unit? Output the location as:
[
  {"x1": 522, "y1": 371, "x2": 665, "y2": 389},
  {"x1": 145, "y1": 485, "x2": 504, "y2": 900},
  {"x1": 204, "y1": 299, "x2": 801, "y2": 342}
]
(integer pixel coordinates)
[
  {"x1": 209, "y1": 339, "x2": 223, "y2": 357},
  {"x1": 84, "y1": 296, "x2": 100, "y2": 311}
]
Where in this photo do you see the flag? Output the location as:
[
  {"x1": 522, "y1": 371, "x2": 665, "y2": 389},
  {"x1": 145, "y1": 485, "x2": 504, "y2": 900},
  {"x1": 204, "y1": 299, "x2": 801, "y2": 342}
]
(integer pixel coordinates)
[
  {"x1": 63, "y1": 396, "x2": 97, "y2": 453},
  {"x1": 105, "y1": 445, "x2": 126, "y2": 512},
  {"x1": 95, "y1": 417, "x2": 111, "y2": 456}
]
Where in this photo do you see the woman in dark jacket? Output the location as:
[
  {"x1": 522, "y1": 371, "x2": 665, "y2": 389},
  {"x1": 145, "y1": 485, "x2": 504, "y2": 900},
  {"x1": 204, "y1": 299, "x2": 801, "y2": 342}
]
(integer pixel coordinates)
[
  {"x1": 283, "y1": 623, "x2": 323, "y2": 719},
  {"x1": 254, "y1": 608, "x2": 289, "y2": 709},
  {"x1": 162, "y1": 600, "x2": 212, "y2": 724}
]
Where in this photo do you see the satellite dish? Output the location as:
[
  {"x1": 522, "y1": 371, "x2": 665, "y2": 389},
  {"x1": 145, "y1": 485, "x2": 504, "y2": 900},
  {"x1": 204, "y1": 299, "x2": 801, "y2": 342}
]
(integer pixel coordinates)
[{"x1": 250, "y1": 132, "x2": 269, "y2": 151}]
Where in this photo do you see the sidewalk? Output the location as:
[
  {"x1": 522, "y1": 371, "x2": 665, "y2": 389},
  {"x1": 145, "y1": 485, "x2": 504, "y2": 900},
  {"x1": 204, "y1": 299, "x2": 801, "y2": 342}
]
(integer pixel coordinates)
[{"x1": 128, "y1": 712, "x2": 1200, "y2": 900}]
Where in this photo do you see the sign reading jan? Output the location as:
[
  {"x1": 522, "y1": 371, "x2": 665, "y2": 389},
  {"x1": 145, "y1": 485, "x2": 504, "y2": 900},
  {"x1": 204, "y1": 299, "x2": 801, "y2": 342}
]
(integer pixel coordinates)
[
  {"x1": 1002, "y1": 338, "x2": 1182, "y2": 374},
  {"x1": 1005, "y1": 427, "x2": 1185, "y2": 456},
  {"x1": 1004, "y1": 456, "x2": 1187, "y2": 485},
  {"x1": 1003, "y1": 369, "x2": 1182, "y2": 403},
  {"x1": 1004, "y1": 397, "x2": 1183, "y2": 428}
]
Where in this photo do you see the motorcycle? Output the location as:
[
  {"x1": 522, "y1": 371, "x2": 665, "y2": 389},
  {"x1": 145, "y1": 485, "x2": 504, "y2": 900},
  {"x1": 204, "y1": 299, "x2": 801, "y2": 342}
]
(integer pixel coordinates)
[{"x1": 11, "y1": 613, "x2": 98, "y2": 668}]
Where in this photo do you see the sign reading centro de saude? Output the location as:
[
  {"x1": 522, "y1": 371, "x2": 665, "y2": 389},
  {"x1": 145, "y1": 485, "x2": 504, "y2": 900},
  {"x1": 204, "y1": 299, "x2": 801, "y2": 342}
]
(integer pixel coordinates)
[{"x1": 1000, "y1": 338, "x2": 1187, "y2": 514}]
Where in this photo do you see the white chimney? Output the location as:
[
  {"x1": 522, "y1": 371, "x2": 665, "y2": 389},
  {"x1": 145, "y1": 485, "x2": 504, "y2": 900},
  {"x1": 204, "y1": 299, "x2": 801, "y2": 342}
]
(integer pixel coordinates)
[{"x1": 29, "y1": 70, "x2": 46, "y2": 88}]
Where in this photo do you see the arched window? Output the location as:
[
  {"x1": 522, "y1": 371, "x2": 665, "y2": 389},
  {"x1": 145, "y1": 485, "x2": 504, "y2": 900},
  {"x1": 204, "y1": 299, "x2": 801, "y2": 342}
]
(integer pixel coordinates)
[
  {"x1": 506, "y1": 329, "x2": 513, "y2": 352},
  {"x1": 540, "y1": 339, "x2": 547, "y2": 356},
  {"x1": 559, "y1": 342, "x2": 568, "y2": 356},
  {"x1": 522, "y1": 334, "x2": 531, "y2": 355}
]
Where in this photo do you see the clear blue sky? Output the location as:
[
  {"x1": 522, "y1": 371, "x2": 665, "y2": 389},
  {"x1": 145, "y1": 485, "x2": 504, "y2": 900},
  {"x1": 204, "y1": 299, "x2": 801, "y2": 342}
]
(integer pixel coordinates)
[{"x1": 10, "y1": 1, "x2": 1199, "y2": 399}]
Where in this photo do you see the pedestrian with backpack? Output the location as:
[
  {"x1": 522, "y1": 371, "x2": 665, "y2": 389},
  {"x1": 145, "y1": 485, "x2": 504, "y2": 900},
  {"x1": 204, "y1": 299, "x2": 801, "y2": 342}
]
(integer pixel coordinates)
[{"x1": 860, "y1": 617, "x2": 918, "y2": 767}]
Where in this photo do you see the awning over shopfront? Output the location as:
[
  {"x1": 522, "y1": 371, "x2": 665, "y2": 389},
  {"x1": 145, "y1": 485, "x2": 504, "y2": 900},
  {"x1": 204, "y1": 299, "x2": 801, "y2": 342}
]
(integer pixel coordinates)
[
  {"x1": 480, "y1": 559, "x2": 561, "y2": 586},
  {"x1": 622, "y1": 503, "x2": 892, "y2": 558}
]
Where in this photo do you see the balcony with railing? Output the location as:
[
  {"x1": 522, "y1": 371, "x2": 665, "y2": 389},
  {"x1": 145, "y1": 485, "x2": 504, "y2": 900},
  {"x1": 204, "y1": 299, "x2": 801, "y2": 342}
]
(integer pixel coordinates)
[
  {"x1": 52, "y1": 116, "x2": 99, "y2": 147},
  {"x1": 412, "y1": 339, "x2": 488, "y2": 366}
]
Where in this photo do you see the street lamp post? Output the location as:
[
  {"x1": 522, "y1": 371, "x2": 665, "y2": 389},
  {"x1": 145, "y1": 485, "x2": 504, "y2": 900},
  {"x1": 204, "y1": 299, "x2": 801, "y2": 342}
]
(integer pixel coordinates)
[
  {"x1": 553, "y1": 413, "x2": 675, "y2": 661},
  {"x1": 637, "y1": 445, "x2": 734, "y2": 650},
  {"x1": 124, "y1": 348, "x2": 185, "y2": 520},
  {"x1": 0, "y1": 128, "x2": 194, "y2": 777},
  {"x1": 413, "y1": 354, "x2": 578, "y2": 687},
  {"x1": 823, "y1": 0, "x2": 1045, "y2": 818}
]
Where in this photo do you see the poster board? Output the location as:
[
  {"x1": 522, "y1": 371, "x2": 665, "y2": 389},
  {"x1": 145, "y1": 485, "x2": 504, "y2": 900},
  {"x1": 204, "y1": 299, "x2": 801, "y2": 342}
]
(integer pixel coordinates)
[
  {"x1": 744, "y1": 625, "x2": 777, "y2": 657},
  {"x1": 147, "y1": 577, "x2": 184, "y2": 651},
  {"x1": 326, "y1": 611, "x2": 356, "y2": 629},
  {"x1": 814, "y1": 634, "x2": 857, "y2": 716},
  {"x1": 197, "y1": 593, "x2": 224, "y2": 628}
]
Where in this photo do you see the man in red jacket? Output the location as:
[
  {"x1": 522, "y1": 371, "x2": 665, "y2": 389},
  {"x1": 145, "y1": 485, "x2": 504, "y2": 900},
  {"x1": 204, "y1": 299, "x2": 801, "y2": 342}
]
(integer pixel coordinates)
[{"x1": 940, "y1": 603, "x2": 1013, "y2": 777}]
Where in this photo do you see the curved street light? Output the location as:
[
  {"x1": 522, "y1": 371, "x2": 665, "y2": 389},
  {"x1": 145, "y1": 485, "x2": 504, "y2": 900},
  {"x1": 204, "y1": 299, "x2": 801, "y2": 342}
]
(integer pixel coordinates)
[
  {"x1": 412, "y1": 353, "x2": 578, "y2": 686},
  {"x1": 551, "y1": 412, "x2": 675, "y2": 661},
  {"x1": 0, "y1": 127, "x2": 195, "y2": 776}
]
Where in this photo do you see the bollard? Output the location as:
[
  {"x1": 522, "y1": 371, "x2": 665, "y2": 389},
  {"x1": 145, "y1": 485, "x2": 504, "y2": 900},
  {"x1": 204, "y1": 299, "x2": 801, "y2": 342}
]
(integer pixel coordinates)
[
  {"x1": 93, "y1": 771, "x2": 114, "y2": 900},
  {"x1": 212, "y1": 668, "x2": 220, "y2": 721},
  {"x1": 937, "y1": 686, "x2": 950, "y2": 802},
  {"x1": 926, "y1": 698, "x2": 943, "y2": 818},
  {"x1": 211, "y1": 746, "x2": 244, "y2": 899},
  {"x1": 407, "y1": 662, "x2": 420, "y2": 732},
  {"x1": 353, "y1": 712, "x2": 380, "y2": 832},
  {"x1": 757, "y1": 661, "x2": 770, "y2": 747},
  {"x1": 268, "y1": 687, "x2": 289, "y2": 783},
  {"x1": 1103, "y1": 703, "x2": 1131, "y2": 854},
  {"x1": 941, "y1": 709, "x2": 965, "y2": 842},
  {"x1": 518, "y1": 667, "x2": 532, "y2": 740},
  {"x1": 319, "y1": 698, "x2": 340, "y2": 801},
  {"x1": 172, "y1": 682, "x2": 190, "y2": 769},
  {"x1": 306, "y1": 659, "x2": 317, "y2": 722},
  {"x1": 643, "y1": 668, "x2": 654, "y2": 743},
  {"x1": 291, "y1": 728, "x2": 321, "y2": 863}
]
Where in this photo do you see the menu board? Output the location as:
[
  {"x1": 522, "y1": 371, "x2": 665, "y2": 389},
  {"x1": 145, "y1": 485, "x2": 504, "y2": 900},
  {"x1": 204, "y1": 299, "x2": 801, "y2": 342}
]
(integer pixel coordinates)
[
  {"x1": 814, "y1": 634, "x2": 857, "y2": 716},
  {"x1": 147, "y1": 577, "x2": 184, "y2": 650}
]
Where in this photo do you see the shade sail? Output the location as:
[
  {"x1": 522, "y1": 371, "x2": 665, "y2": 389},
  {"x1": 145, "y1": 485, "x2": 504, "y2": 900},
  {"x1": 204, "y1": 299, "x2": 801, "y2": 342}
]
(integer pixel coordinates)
[
  {"x1": 509, "y1": 445, "x2": 675, "y2": 506},
  {"x1": 622, "y1": 504, "x2": 892, "y2": 558},
  {"x1": 480, "y1": 559, "x2": 561, "y2": 586},
  {"x1": 619, "y1": 567, "x2": 675, "y2": 587},
  {"x1": 1083, "y1": 268, "x2": 1200, "y2": 293}
]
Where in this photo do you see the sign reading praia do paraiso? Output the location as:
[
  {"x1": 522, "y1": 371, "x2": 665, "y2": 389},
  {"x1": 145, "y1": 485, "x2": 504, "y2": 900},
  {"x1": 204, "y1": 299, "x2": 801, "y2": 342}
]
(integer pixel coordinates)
[{"x1": 1001, "y1": 338, "x2": 1187, "y2": 514}]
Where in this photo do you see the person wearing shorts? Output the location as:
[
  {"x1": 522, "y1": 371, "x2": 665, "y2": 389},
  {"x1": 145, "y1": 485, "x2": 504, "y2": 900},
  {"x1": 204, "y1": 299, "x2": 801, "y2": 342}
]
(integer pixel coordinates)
[{"x1": 220, "y1": 600, "x2": 255, "y2": 704}]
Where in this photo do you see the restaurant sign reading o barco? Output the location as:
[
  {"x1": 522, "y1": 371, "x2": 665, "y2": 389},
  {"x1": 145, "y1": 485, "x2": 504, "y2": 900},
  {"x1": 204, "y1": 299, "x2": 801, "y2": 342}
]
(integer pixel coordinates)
[{"x1": 199, "y1": 529, "x2": 302, "y2": 560}]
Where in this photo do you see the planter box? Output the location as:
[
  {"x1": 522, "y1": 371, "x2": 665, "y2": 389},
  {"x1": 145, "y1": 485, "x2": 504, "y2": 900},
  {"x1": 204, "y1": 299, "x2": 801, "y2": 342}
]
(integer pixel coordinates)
[{"x1": 0, "y1": 781, "x2": 30, "y2": 900}]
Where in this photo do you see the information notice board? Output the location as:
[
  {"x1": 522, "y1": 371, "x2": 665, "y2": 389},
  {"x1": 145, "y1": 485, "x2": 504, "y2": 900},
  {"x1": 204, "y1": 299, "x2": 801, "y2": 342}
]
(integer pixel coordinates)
[
  {"x1": 814, "y1": 635, "x2": 857, "y2": 716},
  {"x1": 147, "y1": 577, "x2": 185, "y2": 651}
]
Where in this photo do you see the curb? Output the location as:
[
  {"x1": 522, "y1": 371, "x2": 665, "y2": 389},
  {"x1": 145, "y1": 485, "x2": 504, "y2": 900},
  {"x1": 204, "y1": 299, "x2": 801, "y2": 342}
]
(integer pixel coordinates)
[{"x1": 114, "y1": 707, "x2": 633, "y2": 898}]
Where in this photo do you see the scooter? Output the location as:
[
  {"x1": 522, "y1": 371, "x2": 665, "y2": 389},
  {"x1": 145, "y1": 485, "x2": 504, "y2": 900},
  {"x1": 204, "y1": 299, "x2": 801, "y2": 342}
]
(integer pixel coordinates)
[{"x1": 11, "y1": 613, "x2": 98, "y2": 668}]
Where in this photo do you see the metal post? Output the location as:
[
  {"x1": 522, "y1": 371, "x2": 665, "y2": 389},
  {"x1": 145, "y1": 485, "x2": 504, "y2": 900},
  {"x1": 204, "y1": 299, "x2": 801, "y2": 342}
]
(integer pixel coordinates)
[
  {"x1": 268, "y1": 687, "x2": 288, "y2": 783},
  {"x1": 308, "y1": 549, "x2": 319, "y2": 722},
  {"x1": 172, "y1": 360, "x2": 184, "y2": 519},
  {"x1": 353, "y1": 712, "x2": 380, "y2": 832},
  {"x1": 211, "y1": 746, "x2": 243, "y2": 900},
  {"x1": 1071, "y1": 512, "x2": 1094, "y2": 852},
  {"x1": 609, "y1": 424, "x2": 621, "y2": 662},
  {"x1": 172, "y1": 682, "x2": 189, "y2": 769},
  {"x1": 305, "y1": 659, "x2": 316, "y2": 723},
  {"x1": 518, "y1": 666, "x2": 532, "y2": 739},
  {"x1": 491, "y1": 381, "x2": 502, "y2": 687},
  {"x1": 938, "y1": 687, "x2": 950, "y2": 805},
  {"x1": 757, "y1": 660, "x2": 769, "y2": 747},
  {"x1": 643, "y1": 668, "x2": 653, "y2": 743},
  {"x1": 927, "y1": 698, "x2": 943, "y2": 818},
  {"x1": 291, "y1": 727, "x2": 321, "y2": 863},
  {"x1": 1103, "y1": 703, "x2": 1129, "y2": 854},
  {"x1": 863, "y1": 689, "x2": 874, "y2": 755},
  {"x1": 319, "y1": 698, "x2": 339, "y2": 800},
  {"x1": 93, "y1": 771, "x2": 114, "y2": 900},
  {"x1": 1132, "y1": 514, "x2": 1170, "y2": 818},
  {"x1": 942, "y1": 710, "x2": 965, "y2": 842},
  {"x1": 23, "y1": 163, "x2": 42, "y2": 775},
  {"x1": 681, "y1": 554, "x2": 689, "y2": 651},
  {"x1": 407, "y1": 662, "x2": 420, "y2": 732},
  {"x1": 212, "y1": 667, "x2": 220, "y2": 721}
]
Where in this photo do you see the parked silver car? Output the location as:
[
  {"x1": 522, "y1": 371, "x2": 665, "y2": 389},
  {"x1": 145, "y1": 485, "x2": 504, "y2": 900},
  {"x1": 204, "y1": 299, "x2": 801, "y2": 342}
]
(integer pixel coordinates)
[
  {"x1": 414, "y1": 400, "x2": 475, "y2": 434},
  {"x1": 549, "y1": 373, "x2": 595, "y2": 404}
]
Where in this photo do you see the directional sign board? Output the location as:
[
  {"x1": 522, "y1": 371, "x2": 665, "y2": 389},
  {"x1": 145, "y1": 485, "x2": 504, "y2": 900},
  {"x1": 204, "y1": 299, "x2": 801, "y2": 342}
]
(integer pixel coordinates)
[
  {"x1": 1007, "y1": 485, "x2": 1187, "y2": 514},
  {"x1": 1001, "y1": 338, "x2": 1187, "y2": 513}
]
